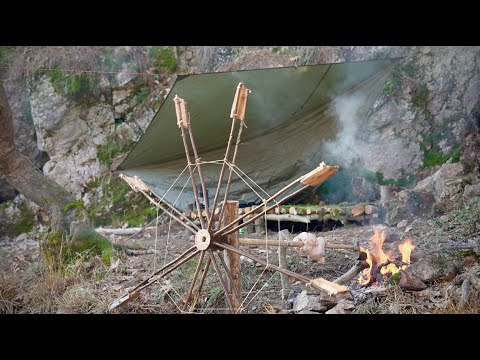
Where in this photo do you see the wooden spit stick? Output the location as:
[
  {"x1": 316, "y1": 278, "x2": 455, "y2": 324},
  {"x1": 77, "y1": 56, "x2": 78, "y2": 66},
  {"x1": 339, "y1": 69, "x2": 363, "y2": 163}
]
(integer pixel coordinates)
[{"x1": 238, "y1": 238, "x2": 359, "y2": 250}]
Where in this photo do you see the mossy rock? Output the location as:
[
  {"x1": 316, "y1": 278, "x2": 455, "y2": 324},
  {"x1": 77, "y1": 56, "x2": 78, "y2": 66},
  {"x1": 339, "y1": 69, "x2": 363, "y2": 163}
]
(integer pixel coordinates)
[
  {"x1": 0, "y1": 200, "x2": 35, "y2": 237},
  {"x1": 43, "y1": 229, "x2": 115, "y2": 270}
]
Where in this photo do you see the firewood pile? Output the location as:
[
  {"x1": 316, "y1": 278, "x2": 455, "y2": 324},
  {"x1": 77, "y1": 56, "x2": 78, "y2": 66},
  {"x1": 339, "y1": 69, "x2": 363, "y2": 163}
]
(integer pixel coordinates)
[{"x1": 184, "y1": 202, "x2": 381, "y2": 226}]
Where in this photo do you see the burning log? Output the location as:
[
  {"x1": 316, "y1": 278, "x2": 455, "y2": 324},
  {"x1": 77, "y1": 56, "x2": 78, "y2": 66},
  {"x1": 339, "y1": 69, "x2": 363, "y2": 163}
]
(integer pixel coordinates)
[
  {"x1": 357, "y1": 229, "x2": 416, "y2": 287},
  {"x1": 334, "y1": 261, "x2": 369, "y2": 285},
  {"x1": 376, "y1": 259, "x2": 410, "y2": 273}
]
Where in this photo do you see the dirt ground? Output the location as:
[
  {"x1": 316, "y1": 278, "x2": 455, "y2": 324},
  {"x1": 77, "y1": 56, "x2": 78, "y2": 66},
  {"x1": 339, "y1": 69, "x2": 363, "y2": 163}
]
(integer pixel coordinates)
[{"x1": 1, "y1": 211, "x2": 479, "y2": 314}]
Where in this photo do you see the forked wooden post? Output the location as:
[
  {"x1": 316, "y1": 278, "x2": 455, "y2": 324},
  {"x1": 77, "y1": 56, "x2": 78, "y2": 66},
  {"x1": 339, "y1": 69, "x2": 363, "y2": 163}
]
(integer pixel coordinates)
[
  {"x1": 278, "y1": 230, "x2": 291, "y2": 300},
  {"x1": 223, "y1": 201, "x2": 242, "y2": 311}
]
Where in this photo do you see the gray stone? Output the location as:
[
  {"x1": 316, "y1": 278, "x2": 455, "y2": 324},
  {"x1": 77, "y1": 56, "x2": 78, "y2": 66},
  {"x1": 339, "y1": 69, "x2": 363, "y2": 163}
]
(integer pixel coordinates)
[
  {"x1": 15, "y1": 233, "x2": 29, "y2": 241},
  {"x1": 399, "y1": 270, "x2": 427, "y2": 291},
  {"x1": 292, "y1": 290, "x2": 309, "y2": 312},
  {"x1": 180, "y1": 50, "x2": 193, "y2": 61},
  {"x1": 292, "y1": 290, "x2": 326, "y2": 313},
  {"x1": 115, "y1": 62, "x2": 137, "y2": 87},
  {"x1": 114, "y1": 102, "x2": 131, "y2": 115},
  {"x1": 463, "y1": 183, "x2": 480, "y2": 199},
  {"x1": 414, "y1": 163, "x2": 464, "y2": 202},
  {"x1": 408, "y1": 257, "x2": 454, "y2": 282},
  {"x1": 298, "y1": 310, "x2": 321, "y2": 314},
  {"x1": 463, "y1": 73, "x2": 480, "y2": 114},
  {"x1": 325, "y1": 300, "x2": 355, "y2": 314},
  {"x1": 397, "y1": 220, "x2": 408, "y2": 229},
  {"x1": 439, "y1": 215, "x2": 450, "y2": 223},
  {"x1": 112, "y1": 89, "x2": 131, "y2": 105},
  {"x1": 134, "y1": 109, "x2": 156, "y2": 131}
]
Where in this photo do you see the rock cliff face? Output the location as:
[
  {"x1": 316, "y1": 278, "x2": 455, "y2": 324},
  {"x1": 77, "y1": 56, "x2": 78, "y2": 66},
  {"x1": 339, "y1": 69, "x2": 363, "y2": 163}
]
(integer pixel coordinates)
[{"x1": 1, "y1": 46, "x2": 479, "y2": 206}]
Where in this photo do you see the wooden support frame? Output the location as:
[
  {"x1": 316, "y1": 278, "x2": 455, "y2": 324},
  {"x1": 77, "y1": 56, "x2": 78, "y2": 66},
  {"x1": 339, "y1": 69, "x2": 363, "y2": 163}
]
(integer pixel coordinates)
[{"x1": 223, "y1": 201, "x2": 242, "y2": 311}]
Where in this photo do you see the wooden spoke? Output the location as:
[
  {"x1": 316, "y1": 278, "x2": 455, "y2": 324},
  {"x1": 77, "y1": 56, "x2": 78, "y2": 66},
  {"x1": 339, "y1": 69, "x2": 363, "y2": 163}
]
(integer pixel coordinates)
[
  {"x1": 189, "y1": 256, "x2": 211, "y2": 313},
  {"x1": 207, "y1": 118, "x2": 237, "y2": 231},
  {"x1": 216, "y1": 121, "x2": 245, "y2": 230},
  {"x1": 187, "y1": 122, "x2": 211, "y2": 224},
  {"x1": 208, "y1": 250, "x2": 234, "y2": 313},
  {"x1": 182, "y1": 250, "x2": 205, "y2": 311}
]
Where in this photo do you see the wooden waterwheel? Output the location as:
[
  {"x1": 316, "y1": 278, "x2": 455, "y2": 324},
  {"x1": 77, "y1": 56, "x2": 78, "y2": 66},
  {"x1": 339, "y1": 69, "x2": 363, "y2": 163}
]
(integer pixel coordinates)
[{"x1": 110, "y1": 82, "x2": 354, "y2": 313}]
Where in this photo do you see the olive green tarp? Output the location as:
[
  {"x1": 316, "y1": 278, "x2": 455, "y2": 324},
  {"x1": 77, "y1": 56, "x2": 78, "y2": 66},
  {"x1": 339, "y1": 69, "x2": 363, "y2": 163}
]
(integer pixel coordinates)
[{"x1": 118, "y1": 59, "x2": 396, "y2": 211}]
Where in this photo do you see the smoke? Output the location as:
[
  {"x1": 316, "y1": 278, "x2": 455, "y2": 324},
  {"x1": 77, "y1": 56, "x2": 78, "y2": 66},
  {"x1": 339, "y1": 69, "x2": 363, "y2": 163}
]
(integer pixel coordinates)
[
  {"x1": 322, "y1": 94, "x2": 367, "y2": 167},
  {"x1": 316, "y1": 94, "x2": 375, "y2": 203}
]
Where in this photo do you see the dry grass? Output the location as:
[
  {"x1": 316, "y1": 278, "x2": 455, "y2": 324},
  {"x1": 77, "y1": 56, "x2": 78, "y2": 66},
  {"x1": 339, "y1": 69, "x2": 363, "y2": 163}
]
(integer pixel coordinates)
[
  {"x1": 261, "y1": 301, "x2": 277, "y2": 314},
  {"x1": 353, "y1": 286, "x2": 432, "y2": 314},
  {"x1": 352, "y1": 282, "x2": 480, "y2": 314},
  {"x1": 0, "y1": 246, "x2": 117, "y2": 314},
  {"x1": 0, "y1": 272, "x2": 21, "y2": 313},
  {"x1": 435, "y1": 300, "x2": 480, "y2": 314}
]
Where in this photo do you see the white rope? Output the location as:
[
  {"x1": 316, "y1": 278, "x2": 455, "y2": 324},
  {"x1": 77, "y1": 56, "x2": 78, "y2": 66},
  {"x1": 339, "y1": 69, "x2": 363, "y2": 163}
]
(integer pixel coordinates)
[
  {"x1": 154, "y1": 207, "x2": 159, "y2": 272},
  {"x1": 158, "y1": 282, "x2": 184, "y2": 313},
  {"x1": 230, "y1": 163, "x2": 272, "y2": 198},
  {"x1": 154, "y1": 164, "x2": 189, "y2": 205},
  {"x1": 162, "y1": 165, "x2": 197, "y2": 267},
  {"x1": 235, "y1": 267, "x2": 267, "y2": 314},
  {"x1": 158, "y1": 165, "x2": 199, "y2": 312},
  {"x1": 240, "y1": 270, "x2": 278, "y2": 312},
  {"x1": 116, "y1": 164, "x2": 190, "y2": 245}
]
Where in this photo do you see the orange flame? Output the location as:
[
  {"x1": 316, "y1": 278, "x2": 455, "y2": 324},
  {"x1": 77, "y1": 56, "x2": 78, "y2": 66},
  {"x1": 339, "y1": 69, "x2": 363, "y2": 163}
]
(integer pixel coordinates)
[
  {"x1": 357, "y1": 229, "x2": 415, "y2": 286},
  {"x1": 398, "y1": 238, "x2": 415, "y2": 264},
  {"x1": 358, "y1": 246, "x2": 372, "y2": 286}
]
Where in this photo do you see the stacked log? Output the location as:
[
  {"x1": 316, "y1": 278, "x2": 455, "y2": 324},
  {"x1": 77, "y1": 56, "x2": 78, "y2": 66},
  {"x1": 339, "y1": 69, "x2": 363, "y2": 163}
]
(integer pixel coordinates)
[{"x1": 183, "y1": 202, "x2": 381, "y2": 225}]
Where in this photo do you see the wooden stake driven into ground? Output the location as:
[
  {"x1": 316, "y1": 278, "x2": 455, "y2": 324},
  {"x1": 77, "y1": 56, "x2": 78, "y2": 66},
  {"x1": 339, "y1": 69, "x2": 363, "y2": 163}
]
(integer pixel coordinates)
[
  {"x1": 223, "y1": 201, "x2": 242, "y2": 310},
  {"x1": 278, "y1": 230, "x2": 292, "y2": 299}
]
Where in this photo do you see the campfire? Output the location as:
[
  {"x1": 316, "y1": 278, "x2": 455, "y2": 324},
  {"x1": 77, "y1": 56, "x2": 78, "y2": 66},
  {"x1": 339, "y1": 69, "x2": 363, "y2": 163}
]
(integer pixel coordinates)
[{"x1": 357, "y1": 229, "x2": 415, "y2": 286}]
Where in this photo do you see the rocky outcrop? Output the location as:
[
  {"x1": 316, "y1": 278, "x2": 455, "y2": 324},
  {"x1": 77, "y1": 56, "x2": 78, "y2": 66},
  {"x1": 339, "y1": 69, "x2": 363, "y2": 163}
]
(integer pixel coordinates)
[
  {"x1": 1, "y1": 46, "x2": 479, "y2": 207},
  {"x1": 0, "y1": 78, "x2": 49, "y2": 198},
  {"x1": 13, "y1": 47, "x2": 166, "y2": 198},
  {"x1": 385, "y1": 162, "x2": 467, "y2": 225},
  {"x1": 413, "y1": 163, "x2": 465, "y2": 202},
  {"x1": 356, "y1": 47, "x2": 480, "y2": 180}
]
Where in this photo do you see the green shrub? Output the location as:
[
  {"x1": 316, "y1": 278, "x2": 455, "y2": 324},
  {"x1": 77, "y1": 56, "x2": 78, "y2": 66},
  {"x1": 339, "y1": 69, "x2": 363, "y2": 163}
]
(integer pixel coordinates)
[
  {"x1": 97, "y1": 137, "x2": 134, "y2": 167},
  {"x1": 411, "y1": 83, "x2": 430, "y2": 111},
  {"x1": 150, "y1": 47, "x2": 177, "y2": 73},
  {"x1": 133, "y1": 89, "x2": 149, "y2": 103},
  {"x1": 45, "y1": 69, "x2": 100, "y2": 102},
  {"x1": 85, "y1": 174, "x2": 157, "y2": 228}
]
